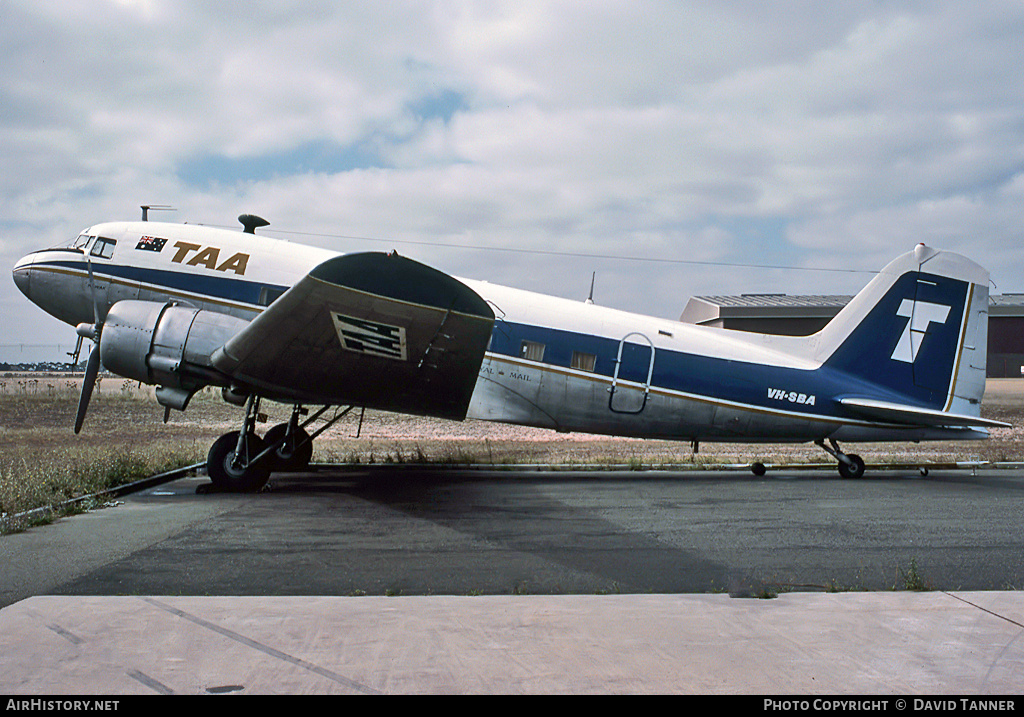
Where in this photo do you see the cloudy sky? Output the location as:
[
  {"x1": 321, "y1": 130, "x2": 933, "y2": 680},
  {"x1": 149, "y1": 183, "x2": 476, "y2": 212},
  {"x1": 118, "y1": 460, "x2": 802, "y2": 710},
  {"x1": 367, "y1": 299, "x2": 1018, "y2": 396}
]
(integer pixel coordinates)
[{"x1": 3, "y1": 1, "x2": 1023, "y2": 363}]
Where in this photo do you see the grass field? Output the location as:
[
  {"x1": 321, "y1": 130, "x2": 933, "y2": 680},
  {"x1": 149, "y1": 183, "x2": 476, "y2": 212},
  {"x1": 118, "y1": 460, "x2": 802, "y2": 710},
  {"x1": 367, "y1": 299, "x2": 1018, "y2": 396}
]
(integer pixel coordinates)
[{"x1": 2, "y1": 374, "x2": 1022, "y2": 532}]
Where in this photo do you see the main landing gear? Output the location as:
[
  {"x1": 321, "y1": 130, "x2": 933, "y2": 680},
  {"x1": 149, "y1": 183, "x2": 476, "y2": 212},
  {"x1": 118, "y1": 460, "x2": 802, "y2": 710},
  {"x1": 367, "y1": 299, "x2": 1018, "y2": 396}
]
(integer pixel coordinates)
[
  {"x1": 816, "y1": 438, "x2": 866, "y2": 480},
  {"x1": 751, "y1": 440, "x2": 865, "y2": 478},
  {"x1": 205, "y1": 395, "x2": 355, "y2": 493}
]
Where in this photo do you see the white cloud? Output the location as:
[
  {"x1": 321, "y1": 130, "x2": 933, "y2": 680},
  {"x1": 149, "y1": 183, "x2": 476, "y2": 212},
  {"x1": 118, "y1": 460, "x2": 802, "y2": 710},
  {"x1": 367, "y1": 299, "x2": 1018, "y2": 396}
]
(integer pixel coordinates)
[{"x1": 2, "y1": 0, "x2": 1023, "y2": 360}]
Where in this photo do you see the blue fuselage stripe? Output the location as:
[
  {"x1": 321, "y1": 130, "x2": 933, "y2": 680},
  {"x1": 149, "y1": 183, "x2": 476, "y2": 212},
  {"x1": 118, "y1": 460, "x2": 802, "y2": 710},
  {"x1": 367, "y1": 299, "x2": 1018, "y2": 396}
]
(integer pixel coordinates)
[
  {"x1": 32, "y1": 258, "x2": 287, "y2": 307},
  {"x1": 30, "y1": 256, "x2": 930, "y2": 423},
  {"x1": 487, "y1": 320, "x2": 907, "y2": 420}
]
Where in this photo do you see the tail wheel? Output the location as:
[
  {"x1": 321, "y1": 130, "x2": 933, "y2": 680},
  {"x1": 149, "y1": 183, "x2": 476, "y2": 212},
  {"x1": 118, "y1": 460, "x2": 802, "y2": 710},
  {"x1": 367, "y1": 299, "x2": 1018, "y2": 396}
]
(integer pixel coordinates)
[
  {"x1": 207, "y1": 431, "x2": 271, "y2": 492},
  {"x1": 263, "y1": 423, "x2": 314, "y2": 472},
  {"x1": 837, "y1": 453, "x2": 866, "y2": 480}
]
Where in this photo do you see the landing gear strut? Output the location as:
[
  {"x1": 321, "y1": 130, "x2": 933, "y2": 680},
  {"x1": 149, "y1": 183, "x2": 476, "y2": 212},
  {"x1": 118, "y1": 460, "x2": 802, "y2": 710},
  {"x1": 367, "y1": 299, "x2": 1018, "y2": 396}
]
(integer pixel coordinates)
[
  {"x1": 206, "y1": 395, "x2": 271, "y2": 492},
  {"x1": 205, "y1": 399, "x2": 358, "y2": 493},
  {"x1": 263, "y1": 405, "x2": 314, "y2": 472},
  {"x1": 816, "y1": 438, "x2": 866, "y2": 479}
]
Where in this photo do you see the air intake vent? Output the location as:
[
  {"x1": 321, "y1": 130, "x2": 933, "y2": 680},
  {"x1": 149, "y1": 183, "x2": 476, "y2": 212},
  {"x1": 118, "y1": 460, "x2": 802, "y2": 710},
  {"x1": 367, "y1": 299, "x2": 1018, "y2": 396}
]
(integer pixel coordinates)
[{"x1": 238, "y1": 214, "x2": 270, "y2": 234}]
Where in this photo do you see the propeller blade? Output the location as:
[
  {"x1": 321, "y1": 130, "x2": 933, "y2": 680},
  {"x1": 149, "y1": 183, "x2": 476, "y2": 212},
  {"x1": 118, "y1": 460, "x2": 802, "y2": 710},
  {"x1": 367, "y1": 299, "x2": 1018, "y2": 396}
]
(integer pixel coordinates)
[
  {"x1": 75, "y1": 345, "x2": 101, "y2": 434},
  {"x1": 76, "y1": 252, "x2": 104, "y2": 434},
  {"x1": 86, "y1": 256, "x2": 100, "y2": 325}
]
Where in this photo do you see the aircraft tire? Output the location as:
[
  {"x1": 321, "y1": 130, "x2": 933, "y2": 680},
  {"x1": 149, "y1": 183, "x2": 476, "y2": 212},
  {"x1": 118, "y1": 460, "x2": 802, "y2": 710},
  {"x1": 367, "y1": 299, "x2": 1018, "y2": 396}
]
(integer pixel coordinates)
[
  {"x1": 263, "y1": 423, "x2": 314, "y2": 472},
  {"x1": 837, "y1": 454, "x2": 865, "y2": 480},
  {"x1": 207, "y1": 431, "x2": 272, "y2": 493},
  {"x1": 750, "y1": 462, "x2": 767, "y2": 476}
]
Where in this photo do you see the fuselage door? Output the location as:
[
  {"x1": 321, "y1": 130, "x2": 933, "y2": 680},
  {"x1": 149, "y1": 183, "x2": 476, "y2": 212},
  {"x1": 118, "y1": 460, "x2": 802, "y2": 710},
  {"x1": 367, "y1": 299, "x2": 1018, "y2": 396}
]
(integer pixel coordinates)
[{"x1": 609, "y1": 332, "x2": 655, "y2": 414}]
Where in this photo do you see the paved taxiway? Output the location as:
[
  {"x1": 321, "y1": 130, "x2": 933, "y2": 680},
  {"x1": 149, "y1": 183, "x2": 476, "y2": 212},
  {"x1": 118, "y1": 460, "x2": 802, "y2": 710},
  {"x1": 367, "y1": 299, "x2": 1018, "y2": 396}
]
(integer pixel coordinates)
[
  {"x1": 2, "y1": 591, "x2": 1022, "y2": 694},
  {"x1": 2, "y1": 466, "x2": 1023, "y2": 693}
]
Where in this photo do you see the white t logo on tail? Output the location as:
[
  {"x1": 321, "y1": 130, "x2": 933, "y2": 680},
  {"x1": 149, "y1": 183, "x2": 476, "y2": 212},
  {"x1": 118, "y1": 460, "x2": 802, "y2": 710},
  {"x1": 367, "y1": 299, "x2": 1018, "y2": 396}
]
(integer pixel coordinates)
[{"x1": 891, "y1": 299, "x2": 950, "y2": 363}]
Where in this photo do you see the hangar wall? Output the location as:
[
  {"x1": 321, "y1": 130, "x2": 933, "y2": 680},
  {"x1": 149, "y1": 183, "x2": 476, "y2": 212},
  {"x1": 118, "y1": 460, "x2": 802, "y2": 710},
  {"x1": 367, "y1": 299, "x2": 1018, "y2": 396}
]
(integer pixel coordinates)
[{"x1": 680, "y1": 294, "x2": 1024, "y2": 378}]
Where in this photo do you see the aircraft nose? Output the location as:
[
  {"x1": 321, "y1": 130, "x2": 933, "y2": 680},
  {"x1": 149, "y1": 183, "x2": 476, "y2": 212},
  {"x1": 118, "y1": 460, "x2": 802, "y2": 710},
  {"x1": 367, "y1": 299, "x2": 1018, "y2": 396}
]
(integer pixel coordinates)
[{"x1": 12, "y1": 254, "x2": 34, "y2": 299}]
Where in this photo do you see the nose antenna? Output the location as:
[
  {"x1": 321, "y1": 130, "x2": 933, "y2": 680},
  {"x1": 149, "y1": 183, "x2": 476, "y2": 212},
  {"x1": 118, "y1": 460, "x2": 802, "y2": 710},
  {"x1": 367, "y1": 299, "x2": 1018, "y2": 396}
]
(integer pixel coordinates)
[{"x1": 141, "y1": 205, "x2": 175, "y2": 221}]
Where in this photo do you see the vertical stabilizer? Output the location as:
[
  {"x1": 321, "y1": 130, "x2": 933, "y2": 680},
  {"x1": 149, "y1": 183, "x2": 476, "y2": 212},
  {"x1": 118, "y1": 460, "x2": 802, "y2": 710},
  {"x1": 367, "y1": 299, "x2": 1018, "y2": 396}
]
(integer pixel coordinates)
[{"x1": 816, "y1": 244, "x2": 990, "y2": 415}]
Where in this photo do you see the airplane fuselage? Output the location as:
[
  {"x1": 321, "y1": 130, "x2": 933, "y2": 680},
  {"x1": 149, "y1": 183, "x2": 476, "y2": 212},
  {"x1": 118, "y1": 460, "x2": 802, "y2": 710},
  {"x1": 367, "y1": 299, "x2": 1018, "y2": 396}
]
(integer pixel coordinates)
[{"x1": 13, "y1": 220, "x2": 995, "y2": 457}]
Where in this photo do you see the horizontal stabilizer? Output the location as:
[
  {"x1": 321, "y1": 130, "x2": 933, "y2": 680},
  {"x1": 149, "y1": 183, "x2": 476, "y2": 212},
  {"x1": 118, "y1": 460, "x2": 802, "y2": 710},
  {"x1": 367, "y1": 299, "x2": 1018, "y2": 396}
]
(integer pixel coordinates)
[{"x1": 840, "y1": 397, "x2": 1009, "y2": 429}]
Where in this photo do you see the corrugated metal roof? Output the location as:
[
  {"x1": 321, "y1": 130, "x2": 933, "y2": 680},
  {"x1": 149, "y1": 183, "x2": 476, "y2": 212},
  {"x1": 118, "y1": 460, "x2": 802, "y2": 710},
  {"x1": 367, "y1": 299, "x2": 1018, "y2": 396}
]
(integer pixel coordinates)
[
  {"x1": 990, "y1": 294, "x2": 1024, "y2": 307},
  {"x1": 696, "y1": 294, "x2": 1024, "y2": 312},
  {"x1": 694, "y1": 294, "x2": 854, "y2": 309}
]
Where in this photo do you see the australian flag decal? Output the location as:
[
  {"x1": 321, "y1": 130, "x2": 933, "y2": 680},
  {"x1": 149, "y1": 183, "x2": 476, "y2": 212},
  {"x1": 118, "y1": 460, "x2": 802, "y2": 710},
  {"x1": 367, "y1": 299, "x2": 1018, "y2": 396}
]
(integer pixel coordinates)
[{"x1": 135, "y1": 235, "x2": 167, "y2": 252}]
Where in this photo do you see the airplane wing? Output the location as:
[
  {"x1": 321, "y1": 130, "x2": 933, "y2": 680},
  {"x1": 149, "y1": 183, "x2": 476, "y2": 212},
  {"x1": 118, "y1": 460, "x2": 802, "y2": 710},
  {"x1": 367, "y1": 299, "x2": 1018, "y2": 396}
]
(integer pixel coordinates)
[
  {"x1": 839, "y1": 397, "x2": 1010, "y2": 429},
  {"x1": 211, "y1": 251, "x2": 495, "y2": 420}
]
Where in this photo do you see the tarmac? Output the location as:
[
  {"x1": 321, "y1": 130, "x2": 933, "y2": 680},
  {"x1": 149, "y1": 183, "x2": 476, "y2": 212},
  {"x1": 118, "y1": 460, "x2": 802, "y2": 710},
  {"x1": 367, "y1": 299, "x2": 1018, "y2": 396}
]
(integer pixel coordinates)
[
  {"x1": 3, "y1": 462, "x2": 1024, "y2": 695},
  {"x1": 1, "y1": 590, "x2": 1023, "y2": 694}
]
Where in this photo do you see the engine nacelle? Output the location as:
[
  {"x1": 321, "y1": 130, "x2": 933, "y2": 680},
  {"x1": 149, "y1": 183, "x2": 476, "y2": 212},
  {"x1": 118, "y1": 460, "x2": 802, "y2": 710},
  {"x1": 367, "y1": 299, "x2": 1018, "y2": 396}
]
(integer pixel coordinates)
[{"x1": 100, "y1": 300, "x2": 250, "y2": 395}]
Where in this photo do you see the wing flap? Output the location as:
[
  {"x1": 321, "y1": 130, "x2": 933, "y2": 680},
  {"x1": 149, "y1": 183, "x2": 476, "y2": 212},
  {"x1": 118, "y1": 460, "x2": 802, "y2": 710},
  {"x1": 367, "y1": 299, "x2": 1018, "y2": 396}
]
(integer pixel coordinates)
[
  {"x1": 212, "y1": 252, "x2": 495, "y2": 420},
  {"x1": 840, "y1": 397, "x2": 1010, "y2": 429}
]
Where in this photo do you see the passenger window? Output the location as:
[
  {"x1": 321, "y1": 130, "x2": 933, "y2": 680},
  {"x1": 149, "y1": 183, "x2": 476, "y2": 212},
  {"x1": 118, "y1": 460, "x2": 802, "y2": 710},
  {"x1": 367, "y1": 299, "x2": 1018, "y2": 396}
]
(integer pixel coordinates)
[
  {"x1": 571, "y1": 351, "x2": 597, "y2": 372},
  {"x1": 90, "y1": 236, "x2": 117, "y2": 259},
  {"x1": 520, "y1": 340, "x2": 545, "y2": 362},
  {"x1": 258, "y1": 286, "x2": 286, "y2": 306}
]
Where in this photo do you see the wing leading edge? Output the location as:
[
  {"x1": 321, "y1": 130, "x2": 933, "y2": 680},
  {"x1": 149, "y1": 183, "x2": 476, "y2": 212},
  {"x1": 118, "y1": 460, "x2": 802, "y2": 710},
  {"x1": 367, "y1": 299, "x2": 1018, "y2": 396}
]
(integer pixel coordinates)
[{"x1": 212, "y1": 252, "x2": 495, "y2": 420}]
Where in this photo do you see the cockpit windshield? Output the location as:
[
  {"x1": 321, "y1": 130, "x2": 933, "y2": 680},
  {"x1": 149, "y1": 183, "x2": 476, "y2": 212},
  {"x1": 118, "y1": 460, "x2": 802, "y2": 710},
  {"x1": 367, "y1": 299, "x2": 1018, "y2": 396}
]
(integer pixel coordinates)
[
  {"x1": 56, "y1": 233, "x2": 116, "y2": 258},
  {"x1": 56, "y1": 233, "x2": 93, "y2": 251}
]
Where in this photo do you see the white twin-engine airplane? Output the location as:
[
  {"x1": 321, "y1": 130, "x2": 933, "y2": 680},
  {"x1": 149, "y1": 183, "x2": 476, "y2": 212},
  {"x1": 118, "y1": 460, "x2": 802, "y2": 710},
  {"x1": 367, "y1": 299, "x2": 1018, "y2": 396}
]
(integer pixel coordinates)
[{"x1": 12, "y1": 213, "x2": 1008, "y2": 491}]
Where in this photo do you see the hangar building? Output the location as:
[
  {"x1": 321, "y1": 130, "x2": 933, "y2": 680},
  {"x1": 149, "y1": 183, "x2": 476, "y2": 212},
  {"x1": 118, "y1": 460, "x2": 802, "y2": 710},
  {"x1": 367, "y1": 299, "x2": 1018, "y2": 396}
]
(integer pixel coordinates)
[{"x1": 679, "y1": 293, "x2": 1024, "y2": 378}]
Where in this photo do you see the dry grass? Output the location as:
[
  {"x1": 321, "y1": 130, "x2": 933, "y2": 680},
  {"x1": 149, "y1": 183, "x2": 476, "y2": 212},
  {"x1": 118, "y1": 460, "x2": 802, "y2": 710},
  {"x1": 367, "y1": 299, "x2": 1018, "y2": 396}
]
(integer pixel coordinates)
[
  {"x1": 0, "y1": 377, "x2": 220, "y2": 531},
  {"x1": 2, "y1": 374, "x2": 1022, "y2": 531}
]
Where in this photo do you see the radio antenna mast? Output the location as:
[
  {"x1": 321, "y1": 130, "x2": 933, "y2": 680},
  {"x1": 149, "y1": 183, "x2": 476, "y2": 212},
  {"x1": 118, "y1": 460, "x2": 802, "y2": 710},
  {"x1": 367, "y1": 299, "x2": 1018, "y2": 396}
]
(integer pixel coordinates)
[{"x1": 141, "y1": 205, "x2": 176, "y2": 221}]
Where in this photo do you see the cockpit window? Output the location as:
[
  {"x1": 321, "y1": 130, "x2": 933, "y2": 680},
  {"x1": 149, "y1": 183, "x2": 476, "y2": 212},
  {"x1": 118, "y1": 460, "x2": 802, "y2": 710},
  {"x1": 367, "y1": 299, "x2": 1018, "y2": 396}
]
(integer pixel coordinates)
[
  {"x1": 68, "y1": 234, "x2": 92, "y2": 251},
  {"x1": 258, "y1": 286, "x2": 286, "y2": 306},
  {"x1": 89, "y1": 236, "x2": 117, "y2": 259}
]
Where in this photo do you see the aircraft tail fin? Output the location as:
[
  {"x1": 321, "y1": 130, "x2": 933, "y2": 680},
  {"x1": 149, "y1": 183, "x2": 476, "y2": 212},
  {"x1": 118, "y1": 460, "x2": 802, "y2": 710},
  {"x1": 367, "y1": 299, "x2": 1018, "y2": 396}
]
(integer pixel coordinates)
[{"x1": 814, "y1": 244, "x2": 991, "y2": 420}]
